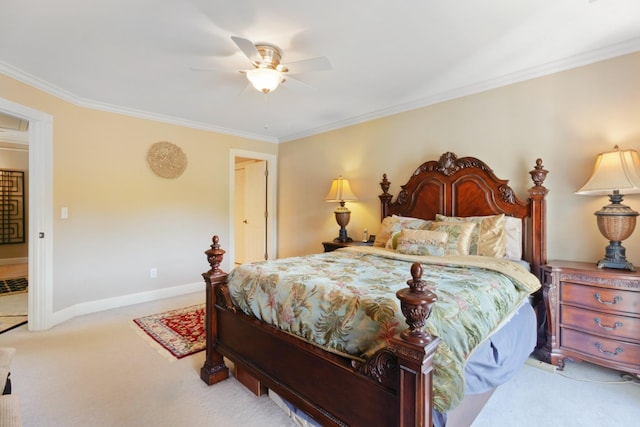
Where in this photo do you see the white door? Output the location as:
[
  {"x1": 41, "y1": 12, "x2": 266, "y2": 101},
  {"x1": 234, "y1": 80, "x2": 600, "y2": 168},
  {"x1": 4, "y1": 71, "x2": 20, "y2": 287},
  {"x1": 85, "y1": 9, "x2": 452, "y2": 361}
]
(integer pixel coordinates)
[
  {"x1": 243, "y1": 160, "x2": 267, "y2": 263},
  {"x1": 229, "y1": 149, "x2": 277, "y2": 269},
  {"x1": 234, "y1": 166, "x2": 247, "y2": 264}
]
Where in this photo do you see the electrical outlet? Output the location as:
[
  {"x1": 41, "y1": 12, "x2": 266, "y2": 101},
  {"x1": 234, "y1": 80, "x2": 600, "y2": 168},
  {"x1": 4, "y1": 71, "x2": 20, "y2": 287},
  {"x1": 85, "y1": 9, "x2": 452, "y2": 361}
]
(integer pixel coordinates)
[{"x1": 150, "y1": 268, "x2": 157, "y2": 278}]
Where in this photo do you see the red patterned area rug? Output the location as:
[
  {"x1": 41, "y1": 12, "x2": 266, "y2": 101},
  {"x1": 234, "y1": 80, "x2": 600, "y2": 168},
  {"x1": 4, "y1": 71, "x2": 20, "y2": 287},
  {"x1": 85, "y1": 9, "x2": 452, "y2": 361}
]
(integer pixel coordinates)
[{"x1": 133, "y1": 304, "x2": 205, "y2": 359}]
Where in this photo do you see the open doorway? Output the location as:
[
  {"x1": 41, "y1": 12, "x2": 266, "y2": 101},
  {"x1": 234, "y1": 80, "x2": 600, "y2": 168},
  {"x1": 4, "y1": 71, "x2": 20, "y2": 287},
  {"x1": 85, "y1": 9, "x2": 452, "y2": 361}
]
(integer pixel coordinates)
[
  {"x1": 0, "y1": 114, "x2": 29, "y2": 333},
  {"x1": 0, "y1": 97, "x2": 53, "y2": 331},
  {"x1": 229, "y1": 149, "x2": 277, "y2": 268},
  {"x1": 234, "y1": 158, "x2": 267, "y2": 265}
]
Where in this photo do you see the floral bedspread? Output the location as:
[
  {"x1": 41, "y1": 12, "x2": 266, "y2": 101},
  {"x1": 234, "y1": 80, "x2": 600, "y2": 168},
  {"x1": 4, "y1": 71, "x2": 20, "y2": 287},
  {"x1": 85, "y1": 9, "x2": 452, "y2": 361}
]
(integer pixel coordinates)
[{"x1": 226, "y1": 246, "x2": 540, "y2": 412}]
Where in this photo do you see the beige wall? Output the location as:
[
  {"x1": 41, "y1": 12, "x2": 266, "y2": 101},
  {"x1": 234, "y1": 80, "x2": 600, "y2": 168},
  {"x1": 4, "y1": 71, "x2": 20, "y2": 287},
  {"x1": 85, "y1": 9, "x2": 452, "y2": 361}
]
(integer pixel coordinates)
[
  {"x1": 0, "y1": 73, "x2": 277, "y2": 312},
  {"x1": 0, "y1": 147, "x2": 28, "y2": 259},
  {"x1": 2, "y1": 50, "x2": 639, "y2": 318},
  {"x1": 278, "y1": 52, "x2": 640, "y2": 267}
]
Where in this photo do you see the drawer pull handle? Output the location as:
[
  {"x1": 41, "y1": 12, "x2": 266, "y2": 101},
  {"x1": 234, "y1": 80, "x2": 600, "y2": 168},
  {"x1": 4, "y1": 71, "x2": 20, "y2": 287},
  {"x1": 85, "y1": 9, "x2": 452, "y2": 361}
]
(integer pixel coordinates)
[
  {"x1": 594, "y1": 342, "x2": 623, "y2": 357},
  {"x1": 594, "y1": 318, "x2": 623, "y2": 331},
  {"x1": 593, "y1": 293, "x2": 622, "y2": 306}
]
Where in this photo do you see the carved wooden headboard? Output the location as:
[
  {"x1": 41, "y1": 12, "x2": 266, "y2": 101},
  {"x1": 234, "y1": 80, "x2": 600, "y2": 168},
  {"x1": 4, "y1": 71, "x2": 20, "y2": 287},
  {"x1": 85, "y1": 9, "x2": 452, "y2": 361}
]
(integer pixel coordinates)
[{"x1": 378, "y1": 152, "x2": 549, "y2": 278}]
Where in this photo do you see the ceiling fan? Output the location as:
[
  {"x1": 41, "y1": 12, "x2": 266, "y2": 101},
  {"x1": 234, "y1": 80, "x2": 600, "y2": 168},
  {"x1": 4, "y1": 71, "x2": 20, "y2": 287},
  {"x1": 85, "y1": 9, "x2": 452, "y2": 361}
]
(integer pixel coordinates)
[{"x1": 193, "y1": 36, "x2": 332, "y2": 94}]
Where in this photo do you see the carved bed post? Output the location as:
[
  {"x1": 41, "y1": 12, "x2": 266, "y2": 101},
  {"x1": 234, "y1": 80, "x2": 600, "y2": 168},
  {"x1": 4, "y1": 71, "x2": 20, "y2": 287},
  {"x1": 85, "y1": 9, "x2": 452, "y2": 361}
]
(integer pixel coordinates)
[
  {"x1": 379, "y1": 173, "x2": 393, "y2": 219},
  {"x1": 528, "y1": 159, "x2": 549, "y2": 280},
  {"x1": 392, "y1": 263, "x2": 441, "y2": 427},
  {"x1": 200, "y1": 235, "x2": 231, "y2": 385}
]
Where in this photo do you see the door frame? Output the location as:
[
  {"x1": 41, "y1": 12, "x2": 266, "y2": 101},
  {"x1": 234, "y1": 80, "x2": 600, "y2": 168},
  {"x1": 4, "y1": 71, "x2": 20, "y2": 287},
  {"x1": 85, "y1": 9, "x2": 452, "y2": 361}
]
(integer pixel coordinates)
[
  {"x1": 0, "y1": 97, "x2": 53, "y2": 331},
  {"x1": 228, "y1": 149, "x2": 277, "y2": 267}
]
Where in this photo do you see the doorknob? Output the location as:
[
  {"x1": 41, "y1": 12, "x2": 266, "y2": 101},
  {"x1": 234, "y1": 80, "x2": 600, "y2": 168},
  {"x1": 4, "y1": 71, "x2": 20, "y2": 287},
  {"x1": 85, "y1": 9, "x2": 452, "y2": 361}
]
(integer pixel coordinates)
[{"x1": 243, "y1": 220, "x2": 248, "y2": 224}]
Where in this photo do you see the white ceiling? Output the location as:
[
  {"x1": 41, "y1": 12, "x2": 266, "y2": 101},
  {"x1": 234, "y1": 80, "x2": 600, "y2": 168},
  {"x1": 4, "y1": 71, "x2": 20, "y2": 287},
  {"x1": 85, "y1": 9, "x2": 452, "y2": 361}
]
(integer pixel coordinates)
[{"x1": 1, "y1": 0, "x2": 639, "y2": 143}]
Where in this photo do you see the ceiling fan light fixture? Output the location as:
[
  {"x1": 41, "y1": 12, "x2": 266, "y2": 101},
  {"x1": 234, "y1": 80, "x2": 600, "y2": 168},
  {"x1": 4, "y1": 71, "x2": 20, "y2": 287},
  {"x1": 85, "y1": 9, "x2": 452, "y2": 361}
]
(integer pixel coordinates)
[{"x1": 247, "y1": 68, "x2": 282, "y2": 94}]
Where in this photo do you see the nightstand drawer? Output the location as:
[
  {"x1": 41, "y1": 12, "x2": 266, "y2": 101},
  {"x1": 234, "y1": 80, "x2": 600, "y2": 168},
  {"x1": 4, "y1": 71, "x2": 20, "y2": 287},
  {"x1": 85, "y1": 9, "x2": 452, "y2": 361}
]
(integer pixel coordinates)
[
  {"x1": 560, "y1": 305, "x2": 640, "y2": 343},
  {"x1": 561, "y1": 328, "x2": 640, "y2": 367},
  {"x1": 561, "y1": 282, "x2": 639, "y2": 314},
  {"x1": 540, "y1": 261, "x2": 640, "y2": 375}
]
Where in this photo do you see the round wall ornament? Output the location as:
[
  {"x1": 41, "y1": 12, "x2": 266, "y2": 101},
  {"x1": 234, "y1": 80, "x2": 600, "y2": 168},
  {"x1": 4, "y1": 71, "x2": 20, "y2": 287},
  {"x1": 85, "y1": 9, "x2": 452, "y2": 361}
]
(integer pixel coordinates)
[{"x1": 147, "y1": 141, "x2": 188, "y2": 178}]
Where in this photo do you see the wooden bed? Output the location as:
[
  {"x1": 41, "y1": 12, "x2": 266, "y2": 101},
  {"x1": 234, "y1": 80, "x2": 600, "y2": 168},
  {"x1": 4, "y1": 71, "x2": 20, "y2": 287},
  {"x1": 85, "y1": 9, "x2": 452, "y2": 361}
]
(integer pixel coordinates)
[{"x1": 200, "y1": 152, "x2": 549, "y2": 427}]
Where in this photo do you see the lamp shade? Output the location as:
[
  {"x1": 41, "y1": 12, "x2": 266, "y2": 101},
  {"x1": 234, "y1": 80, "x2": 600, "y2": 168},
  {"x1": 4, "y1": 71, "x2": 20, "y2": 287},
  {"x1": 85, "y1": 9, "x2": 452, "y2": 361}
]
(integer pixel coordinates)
[
  {"x1": 246, "y1": 68, "x2": 282, "y2": 94},
  {"x1": 576, "y1": 147, "x2": 640, "y2": 196},
  {"x1": 324, "y1": 176, "x2": 358, "y2": 203}
]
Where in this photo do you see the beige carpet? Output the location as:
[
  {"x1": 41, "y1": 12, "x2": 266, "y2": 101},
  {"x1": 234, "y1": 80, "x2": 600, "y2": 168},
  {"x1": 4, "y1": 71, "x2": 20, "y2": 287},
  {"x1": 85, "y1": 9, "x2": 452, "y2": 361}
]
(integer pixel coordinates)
[
  {"x1": 0, "y1": 291, "x2": 296, "y2": 427},
  {"x1": 0, "y1": 264, "x2": 28, "y2": 334},
  {"x1": 0, "y1": 292, "x2": 28, "y2": 334},
  {"x1": 1, "y1": 290, "x2": 639, "y2": 427}
]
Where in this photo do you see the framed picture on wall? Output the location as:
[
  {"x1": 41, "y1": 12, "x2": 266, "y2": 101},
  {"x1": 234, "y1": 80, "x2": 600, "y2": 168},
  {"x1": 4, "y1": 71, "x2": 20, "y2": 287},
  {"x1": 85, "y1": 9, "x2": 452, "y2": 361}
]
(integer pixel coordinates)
[{"x1": 0, "y1": 169, "x2": 25, "y2": 245}]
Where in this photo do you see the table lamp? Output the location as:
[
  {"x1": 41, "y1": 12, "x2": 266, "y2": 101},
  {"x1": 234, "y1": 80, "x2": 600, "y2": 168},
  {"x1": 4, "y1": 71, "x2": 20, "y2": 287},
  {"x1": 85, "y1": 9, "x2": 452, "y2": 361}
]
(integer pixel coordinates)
[
  {"x1": 324, "y1": 176, "x2": 358, "y2": 243},
  {"x1": 576, "y1": 146, "x2": 640, "y2": 271}
]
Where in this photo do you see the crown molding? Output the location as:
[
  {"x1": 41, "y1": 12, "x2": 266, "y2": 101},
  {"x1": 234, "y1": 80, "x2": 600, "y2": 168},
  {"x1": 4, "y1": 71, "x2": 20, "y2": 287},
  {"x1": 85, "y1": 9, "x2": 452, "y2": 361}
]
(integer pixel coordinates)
[
  {"x1": 0, "y1": 129, "x2": 28, "y2": 144},
  {"x1": 280, "y1": 37, "x2": 640, "y2": 143},
  {"x1": 2, "y1": 35, "x2": 639, "y2": 145},
  {"x1": 0, "y1": 60, "x2": 278, "y2": 144}
]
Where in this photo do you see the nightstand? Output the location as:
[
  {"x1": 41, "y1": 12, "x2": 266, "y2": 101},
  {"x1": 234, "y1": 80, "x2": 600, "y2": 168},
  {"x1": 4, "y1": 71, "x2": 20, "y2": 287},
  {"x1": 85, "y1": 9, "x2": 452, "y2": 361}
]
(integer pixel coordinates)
[
  {"x1": 538, "y1": 260, "x2": 640, "y2": 375},
  {"x1": 322, "y1": 241, "x2": 373, "y2": 252}
]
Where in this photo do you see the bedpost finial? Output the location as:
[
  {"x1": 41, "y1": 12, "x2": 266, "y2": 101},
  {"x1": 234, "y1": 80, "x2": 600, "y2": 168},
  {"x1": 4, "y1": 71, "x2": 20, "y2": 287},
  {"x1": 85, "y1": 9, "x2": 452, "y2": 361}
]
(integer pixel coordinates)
[
  {"x1": 205, "y1": 235, "x2": 226, "y2": 278},
  {"x1": 530, "y1": 158, "x2": 548, "y2": 188},
  {"x1": 380, "y1": 173, "x2": 390, "y2": 194},
  {"x1": 409, "y1": 262, "x2": 424, "y2": 292},
  {"x1": 396, "y1": 263, "x2": 438, "y2": 344}
]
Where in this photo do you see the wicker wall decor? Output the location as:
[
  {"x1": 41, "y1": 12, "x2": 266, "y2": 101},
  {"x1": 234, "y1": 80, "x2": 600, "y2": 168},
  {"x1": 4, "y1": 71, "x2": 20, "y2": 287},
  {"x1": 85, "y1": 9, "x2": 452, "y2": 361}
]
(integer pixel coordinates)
[
  {"x1": 147, "y1": 141, "x2": 188, "y2": 178},
  {"x1": 0, "y1": 169, "x2": 25, "y2": 244}
]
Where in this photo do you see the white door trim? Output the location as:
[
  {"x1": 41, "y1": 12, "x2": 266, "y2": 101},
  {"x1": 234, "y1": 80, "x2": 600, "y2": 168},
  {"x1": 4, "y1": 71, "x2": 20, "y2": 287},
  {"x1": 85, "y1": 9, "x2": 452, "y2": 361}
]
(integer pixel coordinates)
[
  {"x1": 0, "y1": 97, "x2": 54, "y2": 330},
  {"x1": 228, "y1": 149, "x2": 277, "y2": 268}
]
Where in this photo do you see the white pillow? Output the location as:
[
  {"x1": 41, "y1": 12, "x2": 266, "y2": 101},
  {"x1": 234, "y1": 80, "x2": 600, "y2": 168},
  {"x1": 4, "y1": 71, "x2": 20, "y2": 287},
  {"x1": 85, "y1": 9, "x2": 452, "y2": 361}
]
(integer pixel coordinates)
[{"x1": 504, "y1": 216, "x2": 522, "y2": 260}]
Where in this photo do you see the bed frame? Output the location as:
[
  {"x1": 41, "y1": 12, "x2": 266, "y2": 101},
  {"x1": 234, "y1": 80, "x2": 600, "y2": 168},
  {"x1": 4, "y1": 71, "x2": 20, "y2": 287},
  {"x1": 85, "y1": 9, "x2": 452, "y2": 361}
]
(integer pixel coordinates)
[{"x1": 200, "y1": 152, "x2": 549, "y2": 427}]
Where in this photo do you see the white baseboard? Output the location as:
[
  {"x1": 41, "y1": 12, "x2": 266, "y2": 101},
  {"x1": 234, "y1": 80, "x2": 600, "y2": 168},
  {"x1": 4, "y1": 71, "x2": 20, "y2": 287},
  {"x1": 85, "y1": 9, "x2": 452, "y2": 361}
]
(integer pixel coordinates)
[
  {"x1": 0, "y1": 257, "x2": 28, "y2": 265},
  {"x1": 50, "y1": 282, "x2": 203, "y2": 327}
]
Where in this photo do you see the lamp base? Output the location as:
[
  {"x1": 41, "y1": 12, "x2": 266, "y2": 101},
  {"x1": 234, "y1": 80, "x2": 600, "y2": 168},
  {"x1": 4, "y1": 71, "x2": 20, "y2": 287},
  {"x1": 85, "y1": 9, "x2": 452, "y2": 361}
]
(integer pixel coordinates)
[
  {"x1": 334, "y1": 226, "x2": 352, "y2": 243},
  {"x1": 333, "y1": 209, "x2": 352, "y2": 243},
  {"x1": 597, "y1": 241, "x2": 635, "y2": 271},
  {"x1": 592, "y1": 191, "x2": 637, "y2": 272}
]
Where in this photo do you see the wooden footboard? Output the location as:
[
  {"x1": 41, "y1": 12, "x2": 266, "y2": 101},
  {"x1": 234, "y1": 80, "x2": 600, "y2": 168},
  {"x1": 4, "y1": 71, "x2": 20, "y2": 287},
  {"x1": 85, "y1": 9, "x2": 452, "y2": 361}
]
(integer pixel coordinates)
[{"x1": 200, "y1": 236, "x2": 441, "y2": 427}]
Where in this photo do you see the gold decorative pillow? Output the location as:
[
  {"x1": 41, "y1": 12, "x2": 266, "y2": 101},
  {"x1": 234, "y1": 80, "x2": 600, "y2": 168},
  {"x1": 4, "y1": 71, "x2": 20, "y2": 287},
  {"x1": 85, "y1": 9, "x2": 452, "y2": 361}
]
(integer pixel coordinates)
[
  {"x1": 396, "y1": 229, "x2": 448, "y2": 256},
  {"x1": 429, "y1": 221, "x2": 476, "y2": 255},
  {"x1": 374, "y1": 215, "x2": 432, "y2": 247},
  {"x1": 435, "y1": 214, "x2": 506, "y2": 258}
]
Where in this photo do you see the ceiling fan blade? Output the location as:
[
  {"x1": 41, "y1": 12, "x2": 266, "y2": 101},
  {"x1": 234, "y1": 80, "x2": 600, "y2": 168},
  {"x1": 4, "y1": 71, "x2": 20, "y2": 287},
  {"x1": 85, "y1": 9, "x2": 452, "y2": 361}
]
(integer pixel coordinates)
[
  {"x1": 282, "y1": 75, "x2": 314, "y2": 92},
  {"x1": 231, "y1": 36, "x2": 262, "y2": 65},
  {"x1": 284, "y1": 56, "x2": 332, "y2": 74}
]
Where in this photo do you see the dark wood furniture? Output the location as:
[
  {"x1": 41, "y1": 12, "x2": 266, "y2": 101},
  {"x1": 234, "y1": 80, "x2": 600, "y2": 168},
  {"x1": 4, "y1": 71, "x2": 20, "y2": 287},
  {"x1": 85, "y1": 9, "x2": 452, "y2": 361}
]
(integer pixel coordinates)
[
  {"x1": 322, "y1": 240, "x2": 373, "y2": 252},
  {"x1": 538, "y1": 260, "x2": 640, "y2": 375},
  {"x1": 200, "y1": 152, "x2": 549, "y2": 427}
]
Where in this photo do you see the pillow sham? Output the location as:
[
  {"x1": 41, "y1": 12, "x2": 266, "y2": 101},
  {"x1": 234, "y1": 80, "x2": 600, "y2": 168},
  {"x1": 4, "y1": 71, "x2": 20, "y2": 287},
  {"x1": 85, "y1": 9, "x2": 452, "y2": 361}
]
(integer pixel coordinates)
[
  {"x1": 396, "y1": 229, "x2": 448, "y2": 256},
  {"x1": 429, "y1": 221, "x2": 476, "y2": 255},
  {"x1": 435, "y1": 214, "x2": 506, "y2": 258},
  {"x1": 374, "y1": 215, "x2": 432, "y2": 247},
  {"x1": 504, "y1": 216, "x2": 522, "y2": 260}
]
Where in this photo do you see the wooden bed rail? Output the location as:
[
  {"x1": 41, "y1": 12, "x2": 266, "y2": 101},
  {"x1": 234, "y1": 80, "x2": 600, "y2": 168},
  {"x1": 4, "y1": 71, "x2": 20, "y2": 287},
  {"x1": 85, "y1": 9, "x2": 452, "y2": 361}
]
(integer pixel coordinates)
[{"x1": 200, "y1": 235, "x2": 441, "y2": 427}]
